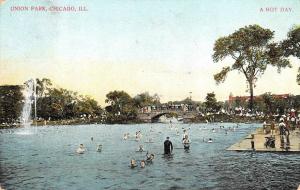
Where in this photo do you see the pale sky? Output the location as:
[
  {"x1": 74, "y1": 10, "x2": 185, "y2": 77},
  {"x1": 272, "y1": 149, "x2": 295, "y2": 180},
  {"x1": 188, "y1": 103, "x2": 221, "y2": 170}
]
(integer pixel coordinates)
[{"x1": 0, "y1": 0, "x2": 300, "y2": 105}]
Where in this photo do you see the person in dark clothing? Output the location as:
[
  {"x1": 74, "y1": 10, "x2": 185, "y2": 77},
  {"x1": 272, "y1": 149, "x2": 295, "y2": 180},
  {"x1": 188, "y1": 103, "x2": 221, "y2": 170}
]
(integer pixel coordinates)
[{"x1": 164, "y1": 137, "x2": 173, "y2": 155}]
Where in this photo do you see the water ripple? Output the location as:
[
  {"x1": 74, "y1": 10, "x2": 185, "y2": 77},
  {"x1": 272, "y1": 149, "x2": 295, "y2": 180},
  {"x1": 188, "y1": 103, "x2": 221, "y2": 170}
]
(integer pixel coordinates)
[{"x1": 0, "y1": 123, "x2": 299, "y2": 190}]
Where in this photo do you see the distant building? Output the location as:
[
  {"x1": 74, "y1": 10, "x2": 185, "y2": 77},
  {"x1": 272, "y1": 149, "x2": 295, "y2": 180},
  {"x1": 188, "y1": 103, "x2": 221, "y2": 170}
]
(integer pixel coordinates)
[{"x1": 228, "y1": 93, "x2": 290, "y2": 108}]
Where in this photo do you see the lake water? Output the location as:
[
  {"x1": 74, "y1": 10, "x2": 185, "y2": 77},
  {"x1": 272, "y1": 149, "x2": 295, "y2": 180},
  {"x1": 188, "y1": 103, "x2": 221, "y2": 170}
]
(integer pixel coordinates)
[{"x1": 0, "y1": 123, "x2": 299, "y2": 190}]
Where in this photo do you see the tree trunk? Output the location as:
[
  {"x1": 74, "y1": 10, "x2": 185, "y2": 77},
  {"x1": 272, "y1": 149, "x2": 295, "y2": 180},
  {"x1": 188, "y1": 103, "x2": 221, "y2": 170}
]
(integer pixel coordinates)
[{"x1": 249, "y1": 81, "x2": 254, "y2": 113}]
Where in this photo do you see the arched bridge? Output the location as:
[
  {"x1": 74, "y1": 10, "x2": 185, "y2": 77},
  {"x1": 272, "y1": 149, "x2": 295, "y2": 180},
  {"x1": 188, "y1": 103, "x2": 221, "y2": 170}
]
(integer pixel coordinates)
[{"x1": 137, "y1": 110, "x2": 199, "y2": 123}]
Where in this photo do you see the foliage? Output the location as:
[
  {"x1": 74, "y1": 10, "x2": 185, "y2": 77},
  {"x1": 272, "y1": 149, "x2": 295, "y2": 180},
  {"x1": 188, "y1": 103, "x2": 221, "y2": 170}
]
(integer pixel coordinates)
[
  {"x1": 171, "y1": 97, "x2": 197, "y2": 106},
  {"x1": 34, "y1": 78, "x2": 103, "y2": 121},
  {"x1": 38, "y1": 88, "x2": 75, "y2": 119},
  {"x1": 293, "y1": 95, "x2": 300, "y2": 109},
  {"x1": 105, "y1": 90, "x2": 137, "y2": 123},
  {"x1": 230, "y1": 93, "x2": 300, "y2": 115},
  {"x1": 233, "y1": 97, "x2": 244, "y2": 108},
  {"x1": 213, "y1": 25, "x2": 291, "y2": 111},
  {"x1": 204, "y1": 92, "x2": 220, "y2": 112},
  {"x1": 281, "y1": 25, "x2": 300, "y2": 85},
  {"x1": 133, "y1": 92, "x2": 160, "y2": 108},
  {"x1": 0, "y1": 85, "x2": 23, "y2": 123},
  {"x1": 1, "y1": 77, "x2": 299, "y2": 125},
  {"x1": 261, "y1": 92, "x2": 274, "y2": 114},
  {"x1": 37, "y1": 87, "x2": 102, "y2": 120},
  {"x1": 297, "y1": 68, "x2": 300, "y2": 85},
  {"x1": 281, "y1": 25, "x2": 300, "y2": 58},
  {"x1": 253, "y1": 98, "x2": 266, "y2": 113},
  {"x1": 36, "y1": 78, "x2": 52, "y2": 97}
]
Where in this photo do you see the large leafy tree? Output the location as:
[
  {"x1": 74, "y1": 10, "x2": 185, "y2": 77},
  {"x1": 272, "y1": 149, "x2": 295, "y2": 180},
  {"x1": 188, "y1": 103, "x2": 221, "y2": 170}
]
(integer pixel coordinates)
[
  {"x1": 213, "y1": 25, "x2": 291, "y2": 112},
  {"x1": 76, "y1": 96, "x2": 102, "y2": 117},
  {"x1": 0, "y1": 85, "x2": 23, "y2": 123},
  {"x1": 204, "y1": 92, "x2": 220, "y2": 113},
  {"x1": 38, "y1": 88, "x2": 76, "y2": 119},
  {"x1": 105, "y1": 90, "x2": 137, "y2": 123},
  {"x1": 281, "y1": 25, "x2": 300, "y2": 84},
  {"x1": 133, "y1": 92, "x2": 160, "y2": 108},
  {"x1": 37, "y1": 86, "x2": 102, "y2": 120}
]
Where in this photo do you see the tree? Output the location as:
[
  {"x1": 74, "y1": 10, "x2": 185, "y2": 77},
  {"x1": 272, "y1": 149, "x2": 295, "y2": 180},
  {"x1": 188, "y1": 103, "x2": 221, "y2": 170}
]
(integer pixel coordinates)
[
  {"x1": 261, "y1": 92, "x2": 274, "y2": 114},
  {"x1": 76, "y1": 96, "x2": 102, "y2": 117},
  {"x1": 40, "y1": 88, "x2": 72, "y2": 119},
  {"x1": 105, "y1": 91, "x2": 137, "y2": 123},
  {"x1": 213, "y1": 25, "x2": 291, "y2": 112},
  {"x1": 253, "y1": 98, "x2": 266, "y2": 113},
  {"x1": 204, "y1": 92, "x2": 220, "y2": 112},
  {"x1": 152, "y1": 93, "x2": 161, "y2": 105},
  {"x1": 234, "y1": 97, "x2": 242, "y2": 108},
  {"x1": 0, "y1": 85, "x2": 23, "y2": 123},
  {"x1": 298, "y1": 68, "x2": 300, "y2": 85},
  {"x1": 37, "y1": 87, "x2": 102, "y2": 120},
  {"x1": 293, "y1": 95, "x2": 300, "y2": 109},
  {"x1": 0, "y1": 79, "x2": 103, "y2": 124},
  {"x1": 281, "y1": 25, "x2": 300, "y2": 84},
  {"x1": 273, "y1": 97, "x2": 288, "y2": 115},
  {"x1": 133, "y1": 92, "x2": 159, "y2": 108},
  {"x1": 36, "y1": 78, "x2": 52, "y2": 97}
]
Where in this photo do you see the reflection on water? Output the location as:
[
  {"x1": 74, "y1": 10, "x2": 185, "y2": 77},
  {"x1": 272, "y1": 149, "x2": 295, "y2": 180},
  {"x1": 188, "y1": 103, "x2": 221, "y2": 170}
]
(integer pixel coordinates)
[{"x1": 0, "y1": 123, "x2": 299, "y2": 190}]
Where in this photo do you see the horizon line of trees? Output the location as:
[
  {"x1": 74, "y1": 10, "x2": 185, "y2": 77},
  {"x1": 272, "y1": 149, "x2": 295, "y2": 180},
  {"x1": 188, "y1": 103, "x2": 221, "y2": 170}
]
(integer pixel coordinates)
[
  {"x1": 0, "y1": 80, "x2": 299, "y2": 124},
  {"x1": 0, "y1": 79, "x2": 104, "y2": 124}
]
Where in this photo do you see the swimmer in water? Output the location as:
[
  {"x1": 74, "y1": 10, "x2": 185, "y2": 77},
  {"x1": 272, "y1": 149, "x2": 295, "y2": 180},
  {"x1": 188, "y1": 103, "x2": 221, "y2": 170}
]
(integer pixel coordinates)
[
  {"x1": 183, "y1": 136, "x2": 190, "y2": 150},
  {"x1": 96, "y1": 144, "x2": 102, "y2": 152},
  {"x1": 138, "y1": 145, "x2": 144, "y2": 152},
  {"x1": 146, "y1": 152, "x2": 155, "y2": 162},
  {"x1": 130, "y1": 159, "x2": 137, "y2": 168},
  {"x1": 135, "y1": 131, "x2": 142, "y2": 141},
  {"x1": 91, "y1": 137, "x2": 94, "y2": 141},
  {"x1": 208, "y1": 138, "x2": 213, "y2": 143},
  {"x1": 164, "y1": 137, "x2": 173, "y2": 155},
  {"x1": 140, "y1": 160, "x2": 146, "y2": 168},
  {"x1": 182, "y1": 129, "x2": 188, "y2": 141},
  {"x1": 150, "y1": 126, "x2": 154, "y2": 132},
  {"x1": 123, "y1": 133, "x2": 128, "y2": 140},
  {"x1": 76, "y1": 144, "x2": 86, "y2": 154}
]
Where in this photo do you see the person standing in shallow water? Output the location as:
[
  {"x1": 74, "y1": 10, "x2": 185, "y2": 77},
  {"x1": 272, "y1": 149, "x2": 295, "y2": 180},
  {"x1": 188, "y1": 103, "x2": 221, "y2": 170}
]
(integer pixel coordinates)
[{"x1": 164, "y1": 137, "x2": 173, "y2": 155}]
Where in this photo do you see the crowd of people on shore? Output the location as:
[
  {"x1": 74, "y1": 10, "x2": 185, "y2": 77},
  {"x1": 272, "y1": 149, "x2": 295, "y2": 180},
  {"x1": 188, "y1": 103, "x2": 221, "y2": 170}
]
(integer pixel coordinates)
[
  {"x1": 262, "y1": 112, "x2": 300, "y2": 149},
  {"x1": 263, "y1": 113, "x2": 300, "y2": 134}
]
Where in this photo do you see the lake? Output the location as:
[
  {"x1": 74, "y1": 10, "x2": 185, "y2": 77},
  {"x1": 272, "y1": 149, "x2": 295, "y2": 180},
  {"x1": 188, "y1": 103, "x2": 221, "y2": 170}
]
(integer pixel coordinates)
[{"x1": 0, "y1": 123, "x2": 299, "y2": 190}]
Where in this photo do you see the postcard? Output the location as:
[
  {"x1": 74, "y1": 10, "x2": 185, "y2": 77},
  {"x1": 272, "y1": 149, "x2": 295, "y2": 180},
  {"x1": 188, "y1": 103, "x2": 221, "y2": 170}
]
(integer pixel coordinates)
[{"x1": 0, "y1": 0, "x2": 300, "y2": 189}]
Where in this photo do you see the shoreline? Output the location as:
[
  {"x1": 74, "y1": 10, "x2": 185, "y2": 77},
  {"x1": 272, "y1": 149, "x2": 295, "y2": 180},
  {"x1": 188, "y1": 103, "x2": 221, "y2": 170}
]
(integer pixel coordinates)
[{"x1": 0, "y1": 116, "x2": 265, "y2": 129}]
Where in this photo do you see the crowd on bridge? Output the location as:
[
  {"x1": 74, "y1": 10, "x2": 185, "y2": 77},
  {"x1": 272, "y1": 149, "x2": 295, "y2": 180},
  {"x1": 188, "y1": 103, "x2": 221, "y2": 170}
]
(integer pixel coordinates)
[{"x1": 140, "y1": 103, "x2": 195, "y2": 113}]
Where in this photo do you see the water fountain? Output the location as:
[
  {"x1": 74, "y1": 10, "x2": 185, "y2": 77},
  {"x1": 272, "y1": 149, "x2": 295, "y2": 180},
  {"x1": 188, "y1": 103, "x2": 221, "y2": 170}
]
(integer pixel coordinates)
[{"x1": 16, "y1": 79, "x2": 37, "y2": 135}]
